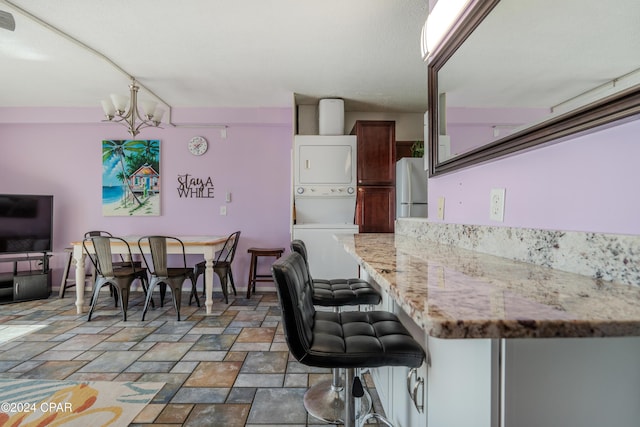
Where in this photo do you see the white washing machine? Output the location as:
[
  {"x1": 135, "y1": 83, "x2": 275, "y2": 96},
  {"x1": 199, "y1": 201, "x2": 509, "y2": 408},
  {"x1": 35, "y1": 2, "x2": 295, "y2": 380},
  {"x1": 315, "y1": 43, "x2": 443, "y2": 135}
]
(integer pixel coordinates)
[
  {"x1": 292, "y1": 223, "x2": 359, "y2": 279},
  {"x1": 292, "y1": 135, "x2": 359, "y2": 279}
]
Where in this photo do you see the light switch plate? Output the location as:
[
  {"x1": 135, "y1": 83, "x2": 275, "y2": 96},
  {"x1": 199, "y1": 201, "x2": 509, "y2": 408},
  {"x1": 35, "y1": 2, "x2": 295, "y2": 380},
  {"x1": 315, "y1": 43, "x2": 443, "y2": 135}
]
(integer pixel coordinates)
[
  {"x1": 490, "y1": 188, "x2": 505, "y2": 221},
  {"x1": 437, "y1": 197, "x2": 445, "y2": 220}
]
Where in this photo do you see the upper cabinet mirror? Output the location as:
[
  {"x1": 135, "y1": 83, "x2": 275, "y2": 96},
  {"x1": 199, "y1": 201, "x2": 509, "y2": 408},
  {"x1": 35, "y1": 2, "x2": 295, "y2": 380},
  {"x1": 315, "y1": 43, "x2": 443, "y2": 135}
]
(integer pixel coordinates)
[{"x1": 428, "y1": 0, "x2": 640, "y2": 175}]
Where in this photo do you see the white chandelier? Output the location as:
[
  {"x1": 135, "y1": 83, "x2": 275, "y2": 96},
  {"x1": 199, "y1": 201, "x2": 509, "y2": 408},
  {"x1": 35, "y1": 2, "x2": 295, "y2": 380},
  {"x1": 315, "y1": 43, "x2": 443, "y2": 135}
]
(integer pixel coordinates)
[{"x1": 101, "y1": 78, "x2": 165, "y2": 137}]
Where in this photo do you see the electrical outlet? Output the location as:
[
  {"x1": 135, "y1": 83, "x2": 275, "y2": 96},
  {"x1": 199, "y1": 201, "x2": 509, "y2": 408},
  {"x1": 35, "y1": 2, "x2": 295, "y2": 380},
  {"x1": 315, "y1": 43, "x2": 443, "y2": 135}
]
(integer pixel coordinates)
[
  {"x1": 490, "y1": 188, "x2": 505, "y2": 221},
  {"x1": 219, "y1": 206, "x2": 227, "y2": 216},
  {"x1": 437, "y1": 197, "x2": 445, "y2": 220}
]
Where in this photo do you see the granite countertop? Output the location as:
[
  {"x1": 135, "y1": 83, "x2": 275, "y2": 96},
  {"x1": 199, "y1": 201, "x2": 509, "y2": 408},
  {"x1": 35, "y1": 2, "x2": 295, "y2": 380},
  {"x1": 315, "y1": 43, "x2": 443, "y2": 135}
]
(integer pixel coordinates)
[{"x1": 336, "y1": 233, "x2": 640, "y2": 339}]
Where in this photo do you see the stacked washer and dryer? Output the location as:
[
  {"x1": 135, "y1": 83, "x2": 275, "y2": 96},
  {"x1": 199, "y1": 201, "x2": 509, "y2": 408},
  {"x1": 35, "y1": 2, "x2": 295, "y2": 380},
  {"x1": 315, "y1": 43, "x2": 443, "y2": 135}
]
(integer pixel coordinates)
[{"x1": 292, "y1": 99, "x2": 359, "y2": 279}]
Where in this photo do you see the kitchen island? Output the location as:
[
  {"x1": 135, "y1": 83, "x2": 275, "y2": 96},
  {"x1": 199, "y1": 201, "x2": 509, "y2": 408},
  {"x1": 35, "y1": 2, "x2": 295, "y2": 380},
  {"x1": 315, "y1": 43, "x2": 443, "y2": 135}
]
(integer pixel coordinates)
[{"x1": 336, "y1": 233, "x2": 640, "y2": 427}]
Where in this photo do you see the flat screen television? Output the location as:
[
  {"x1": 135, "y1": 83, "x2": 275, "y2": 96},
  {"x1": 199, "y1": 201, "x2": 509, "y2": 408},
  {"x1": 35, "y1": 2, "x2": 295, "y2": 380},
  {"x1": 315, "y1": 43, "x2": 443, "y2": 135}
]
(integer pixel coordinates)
[{"x1": 0, "y1": 194, "x2": 53, "y2": 254}]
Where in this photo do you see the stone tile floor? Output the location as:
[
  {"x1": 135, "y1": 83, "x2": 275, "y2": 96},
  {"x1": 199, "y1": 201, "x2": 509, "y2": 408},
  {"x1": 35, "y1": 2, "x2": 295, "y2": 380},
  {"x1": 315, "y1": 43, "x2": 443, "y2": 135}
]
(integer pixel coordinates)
[{"x1": 0, "y1": 290, "x2": 384, "y2": 426}]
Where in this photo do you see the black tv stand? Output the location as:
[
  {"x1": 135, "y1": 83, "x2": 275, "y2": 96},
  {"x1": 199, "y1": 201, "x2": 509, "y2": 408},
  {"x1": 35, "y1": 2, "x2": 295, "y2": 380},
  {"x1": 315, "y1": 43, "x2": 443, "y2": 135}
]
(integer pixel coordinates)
[{"x1": 0, "y1": 253, "x2": 52, "y2": 304}]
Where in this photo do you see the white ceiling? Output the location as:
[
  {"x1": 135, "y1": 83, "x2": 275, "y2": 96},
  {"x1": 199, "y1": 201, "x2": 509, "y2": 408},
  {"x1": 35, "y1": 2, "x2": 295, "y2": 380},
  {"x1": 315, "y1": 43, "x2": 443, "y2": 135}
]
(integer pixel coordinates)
[{"x1": 0, "y1": 0, "x2": 429, "y2": 113}]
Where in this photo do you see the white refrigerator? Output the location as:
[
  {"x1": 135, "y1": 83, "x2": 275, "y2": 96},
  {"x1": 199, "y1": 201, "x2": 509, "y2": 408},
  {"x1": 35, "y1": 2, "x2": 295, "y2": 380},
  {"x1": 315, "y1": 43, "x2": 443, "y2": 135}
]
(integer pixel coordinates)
[{"x1": 396, "y1": 157, "x2": 428, "y2": 218}]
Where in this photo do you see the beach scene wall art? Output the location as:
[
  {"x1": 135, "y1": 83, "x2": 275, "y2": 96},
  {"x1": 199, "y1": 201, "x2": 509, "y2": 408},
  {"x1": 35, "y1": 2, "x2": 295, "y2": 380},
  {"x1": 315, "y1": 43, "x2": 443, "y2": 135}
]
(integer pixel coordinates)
[{"x1": 102, "y1": 139, "x2": 161, "y2": 216}]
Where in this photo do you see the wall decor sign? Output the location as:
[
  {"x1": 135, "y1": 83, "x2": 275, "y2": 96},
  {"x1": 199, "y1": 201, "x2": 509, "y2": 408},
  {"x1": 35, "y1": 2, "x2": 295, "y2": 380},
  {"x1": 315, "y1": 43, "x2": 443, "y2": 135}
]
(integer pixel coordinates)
[
  {"x1": 102, "y1": 139, "x2": 161, "y2": 216},
  {"x1": 177, "y1": 174, "x2": 215, "y2": 198}
]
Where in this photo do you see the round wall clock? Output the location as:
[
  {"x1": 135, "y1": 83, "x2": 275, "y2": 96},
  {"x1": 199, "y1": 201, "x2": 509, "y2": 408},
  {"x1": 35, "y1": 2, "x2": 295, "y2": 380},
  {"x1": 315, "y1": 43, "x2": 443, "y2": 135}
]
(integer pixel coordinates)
[{"x1": 188, "y1": 136, "x2": 208, "y2": 156}]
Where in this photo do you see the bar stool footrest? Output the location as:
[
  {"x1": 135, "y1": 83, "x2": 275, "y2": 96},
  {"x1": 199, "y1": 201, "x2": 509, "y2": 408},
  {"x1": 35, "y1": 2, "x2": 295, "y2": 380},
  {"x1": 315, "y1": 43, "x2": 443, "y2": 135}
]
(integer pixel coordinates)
[{"x1": 303, "y1": 379, "x2": 372, "y2": 424}]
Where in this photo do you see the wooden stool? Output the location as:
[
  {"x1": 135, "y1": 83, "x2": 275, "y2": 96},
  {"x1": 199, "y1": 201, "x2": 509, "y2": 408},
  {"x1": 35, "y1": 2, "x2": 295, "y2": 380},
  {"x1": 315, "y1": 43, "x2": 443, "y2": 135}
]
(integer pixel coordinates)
[{"x1": 246, "y1": 247, "x2": 285, "y2": 298}]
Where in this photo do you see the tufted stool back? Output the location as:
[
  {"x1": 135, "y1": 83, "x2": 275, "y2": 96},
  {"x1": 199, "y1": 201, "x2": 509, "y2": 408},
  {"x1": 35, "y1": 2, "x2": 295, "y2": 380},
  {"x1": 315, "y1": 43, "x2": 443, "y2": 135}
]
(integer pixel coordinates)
[
  {"x1": 272, "y1": 252, "x2": 316, "y2": 361},
  {"x1": 290, "y1": 239, "x2": 311, "y2": 273},
  {"x1": 290, "y1": 239, "x2": 381, "y2": 306}
]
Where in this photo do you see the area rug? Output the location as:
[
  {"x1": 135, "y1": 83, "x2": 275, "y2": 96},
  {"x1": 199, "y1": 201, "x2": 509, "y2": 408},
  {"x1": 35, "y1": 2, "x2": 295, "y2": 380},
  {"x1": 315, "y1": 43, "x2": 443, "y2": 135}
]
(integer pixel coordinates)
[
  {"x1": 0, "y1": 378, "x2": 164, "y2": 427},
  {"x1": 0, "y1": 326, "x2": 47, "y2": 345}
]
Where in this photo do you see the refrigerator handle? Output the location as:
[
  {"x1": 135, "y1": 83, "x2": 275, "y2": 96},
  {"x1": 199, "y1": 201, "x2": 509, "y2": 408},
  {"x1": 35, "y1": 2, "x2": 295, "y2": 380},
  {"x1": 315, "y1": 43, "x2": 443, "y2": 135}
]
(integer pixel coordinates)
[{"x1": 406, "y1": 160, "x2": 413, "y2": 216}]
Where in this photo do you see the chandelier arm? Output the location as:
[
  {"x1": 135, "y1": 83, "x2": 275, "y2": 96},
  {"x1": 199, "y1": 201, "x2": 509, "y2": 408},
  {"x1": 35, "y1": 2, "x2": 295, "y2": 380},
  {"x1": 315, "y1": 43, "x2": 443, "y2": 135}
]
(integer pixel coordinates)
[
  {"x1": 133, "y1": 120, "x2": 151, "y2": 135},
  {"x1": 101, "y1": 117, "x2": 138, "y2": 137},
  {"x1": 103, "y1": 116, "x2": 130, "y2": 126},
  {"x1": 119, "y1": 108, "x2": 134, "y2": 121}
]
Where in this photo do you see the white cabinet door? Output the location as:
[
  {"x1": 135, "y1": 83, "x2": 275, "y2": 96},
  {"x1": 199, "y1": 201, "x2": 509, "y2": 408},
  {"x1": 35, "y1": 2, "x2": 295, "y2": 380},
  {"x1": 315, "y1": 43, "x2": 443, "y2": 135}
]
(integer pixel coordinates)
[
  {"x1": 389, "y1": 304, "x2": 428, "y2": 426},
  {"x1": 427, "y1": 337, "x2": 496, "y2": 427},
  {"x1": 371, "y1": 365, "x2": 392, "y2": 420},
  {"x1": 390, "y1": 363, "x2": 428, "y2": 427}
]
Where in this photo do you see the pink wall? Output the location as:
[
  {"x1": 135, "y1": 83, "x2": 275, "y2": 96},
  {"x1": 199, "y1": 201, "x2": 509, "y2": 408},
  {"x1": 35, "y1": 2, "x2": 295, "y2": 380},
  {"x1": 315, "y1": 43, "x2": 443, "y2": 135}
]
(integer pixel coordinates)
[
  {"x1": 0, "y1": 107, "x2": 293, "y2": 291},
  {"x1": 428, "y1": 117, "x2": 640, "y2": 235},
  {"x1": 446, "y1": 107, "x2": 549, "y2": 156}
]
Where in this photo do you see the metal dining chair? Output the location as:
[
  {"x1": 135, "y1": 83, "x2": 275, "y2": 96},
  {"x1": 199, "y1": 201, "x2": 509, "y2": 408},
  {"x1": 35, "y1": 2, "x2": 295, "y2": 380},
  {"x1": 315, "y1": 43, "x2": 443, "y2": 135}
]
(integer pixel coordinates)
[
  {"x1": 138, "y1": 235, "x2": 199, "y2": 321},
  {"x1": 85, "y1": 230, "x2": 143, "y2": 269},
  {"x1": 83, "y1": 235, "x2": 143, "y2": 321},
  {"x1": 60, "y1": 230, "x2": 146, "y2": 299},
  {"x1": 191, "y1": 231, "x2": 240, "y2": 304},
  {"x1": 85, "y1": 230, "x2": 149, "y2": 292}
]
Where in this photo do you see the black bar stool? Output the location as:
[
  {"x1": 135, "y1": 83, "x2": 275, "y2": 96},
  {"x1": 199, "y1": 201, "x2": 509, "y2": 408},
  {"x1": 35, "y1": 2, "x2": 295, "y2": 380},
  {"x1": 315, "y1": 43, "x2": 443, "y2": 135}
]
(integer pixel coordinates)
[
  {"x1": 272, "y1": 252, "x2": 425, "y2": 427},
  {"x1": 291, "y1": 239, "x2": 381, "y2": 422}
]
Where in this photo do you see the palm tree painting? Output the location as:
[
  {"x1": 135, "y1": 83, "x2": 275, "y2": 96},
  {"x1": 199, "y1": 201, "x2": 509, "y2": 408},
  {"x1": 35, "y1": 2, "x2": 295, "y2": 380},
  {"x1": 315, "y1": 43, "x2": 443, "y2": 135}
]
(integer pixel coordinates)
[{"x1": 102, "y1": 139, "x2": 161, "y2": 216}]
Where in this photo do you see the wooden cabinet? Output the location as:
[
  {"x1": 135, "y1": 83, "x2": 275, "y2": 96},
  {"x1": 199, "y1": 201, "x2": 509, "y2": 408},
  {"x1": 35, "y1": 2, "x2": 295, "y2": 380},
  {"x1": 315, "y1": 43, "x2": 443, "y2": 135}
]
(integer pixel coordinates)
[
  {"x1": 352, "y1": 121, "x2": 396, "y2": 185},
  {"x1": 352, "y1": 120, "x2": 396, "y2": 232},
  {"x1": 356, "y1": 186, "x2": 395, "y2": 233},
  {"x1": 396, "y1": 141, "x2": 415, "y2": 160}
]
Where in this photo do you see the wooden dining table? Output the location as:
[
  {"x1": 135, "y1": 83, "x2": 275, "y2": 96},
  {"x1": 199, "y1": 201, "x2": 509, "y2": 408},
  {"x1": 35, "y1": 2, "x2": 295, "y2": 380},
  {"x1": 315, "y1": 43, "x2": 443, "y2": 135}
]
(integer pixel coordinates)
[{"x1": 71, "y1": 235, "x2": 228, "y2": 315}]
